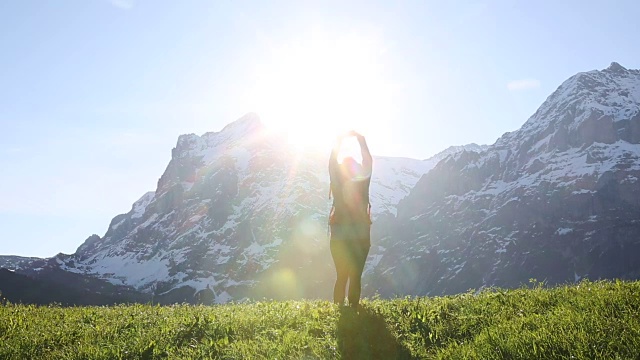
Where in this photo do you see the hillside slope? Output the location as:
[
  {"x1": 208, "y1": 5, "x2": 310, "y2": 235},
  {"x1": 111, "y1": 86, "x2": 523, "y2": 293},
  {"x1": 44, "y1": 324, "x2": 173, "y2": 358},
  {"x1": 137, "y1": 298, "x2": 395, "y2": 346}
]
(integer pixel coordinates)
[{"x1": 1, "y1": 280, "x2": 639, "y2": 359}]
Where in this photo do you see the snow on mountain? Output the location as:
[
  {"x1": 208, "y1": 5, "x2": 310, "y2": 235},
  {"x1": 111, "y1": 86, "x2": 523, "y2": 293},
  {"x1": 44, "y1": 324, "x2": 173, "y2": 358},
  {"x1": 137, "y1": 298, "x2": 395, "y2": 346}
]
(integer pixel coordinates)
[
  {"x1": 131, "y1": 191, "x2": 155, "y2": 219},
  {"x1": 370, "y1": 63, "x2": 640, "y2": 297},
  {"x1": 0, "y1": 256, "x2": 41, "y2": 271},
  {"x1": 371, "y1": 144, "x2": 488, "y2": 216},
  {"x1": 508, "y1": 62, "x2": 640, "y2": 148}
]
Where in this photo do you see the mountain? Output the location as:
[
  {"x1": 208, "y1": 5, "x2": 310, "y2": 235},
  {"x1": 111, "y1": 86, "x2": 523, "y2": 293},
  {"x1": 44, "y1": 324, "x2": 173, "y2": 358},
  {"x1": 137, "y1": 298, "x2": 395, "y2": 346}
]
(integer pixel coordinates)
[
  {"x1": 369, "y1": 62, "x2": 640, "y2": 296},
  {"x1": 2, "y1": 112, "x2": 484, "y2": 304},
  {"x1": 7, "y1": 62, "x2": 638, "y2": 305},
  {"x1": 0, "y1": 268, "x2": 126, "y2": 305},
  {"x1": 0, "y1": 256, "x2": 40, "y2": 271}
]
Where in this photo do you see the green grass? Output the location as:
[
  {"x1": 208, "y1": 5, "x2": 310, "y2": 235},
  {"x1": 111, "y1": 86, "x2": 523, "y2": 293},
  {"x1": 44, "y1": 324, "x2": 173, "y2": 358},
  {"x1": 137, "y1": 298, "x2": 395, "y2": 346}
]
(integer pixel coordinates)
[{"x1": 2, "y1": 280, "x2": 640, "y2": 359}]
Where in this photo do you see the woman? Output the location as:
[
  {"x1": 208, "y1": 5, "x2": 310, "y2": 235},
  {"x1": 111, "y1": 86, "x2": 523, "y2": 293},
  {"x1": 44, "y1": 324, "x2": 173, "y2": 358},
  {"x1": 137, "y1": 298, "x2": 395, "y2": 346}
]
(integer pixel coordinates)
[{"x1": 328, "y1": 130, "x2": 372, "y2": 308}]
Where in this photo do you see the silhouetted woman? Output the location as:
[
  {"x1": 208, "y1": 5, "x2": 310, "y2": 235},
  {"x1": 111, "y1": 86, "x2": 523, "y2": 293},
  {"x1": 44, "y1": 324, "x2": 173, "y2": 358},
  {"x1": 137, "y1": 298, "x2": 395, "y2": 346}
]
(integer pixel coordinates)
[{"x1": 328, "y1": 130, "x2": 372, "y2": 308}]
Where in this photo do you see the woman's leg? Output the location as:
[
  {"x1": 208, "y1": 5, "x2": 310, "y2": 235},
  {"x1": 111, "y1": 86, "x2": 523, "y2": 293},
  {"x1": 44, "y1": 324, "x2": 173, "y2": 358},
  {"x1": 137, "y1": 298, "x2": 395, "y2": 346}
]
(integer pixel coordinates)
[
  {"x1": 330, "y1": 240, "x2": 348, "y2": 305},
  {"x1": 347, "y1": 241, "x2": 370, "y2": 308},
  {"x1": 347, "y1": 224, "x2": 371, "y2": 308}
]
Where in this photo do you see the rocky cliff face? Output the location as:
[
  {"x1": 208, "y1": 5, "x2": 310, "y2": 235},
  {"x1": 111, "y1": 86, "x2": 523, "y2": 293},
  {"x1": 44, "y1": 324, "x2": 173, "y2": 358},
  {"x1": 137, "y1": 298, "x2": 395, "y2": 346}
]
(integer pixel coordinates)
[{"x1": 369, "y1": 62, "x2": 640, "y2": 296}]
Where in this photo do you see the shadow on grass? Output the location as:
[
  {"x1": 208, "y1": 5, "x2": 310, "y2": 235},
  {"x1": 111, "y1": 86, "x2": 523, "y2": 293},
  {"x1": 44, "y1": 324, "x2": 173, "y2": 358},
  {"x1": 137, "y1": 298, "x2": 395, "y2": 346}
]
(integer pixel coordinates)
[{"x1": 337, "y1": 306, "x2": 415, "y2": 360}]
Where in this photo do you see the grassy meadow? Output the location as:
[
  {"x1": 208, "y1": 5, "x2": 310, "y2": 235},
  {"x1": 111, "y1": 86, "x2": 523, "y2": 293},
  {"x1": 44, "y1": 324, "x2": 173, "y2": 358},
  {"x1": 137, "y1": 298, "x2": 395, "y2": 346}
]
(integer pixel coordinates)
[{"x1": 1, "y1": 280, "x2": 640, "y2": 359}]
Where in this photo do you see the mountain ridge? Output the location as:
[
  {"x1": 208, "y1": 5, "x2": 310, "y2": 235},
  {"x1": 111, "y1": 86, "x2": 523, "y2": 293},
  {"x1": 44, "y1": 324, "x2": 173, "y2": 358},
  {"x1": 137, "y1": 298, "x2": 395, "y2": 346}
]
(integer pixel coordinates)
[{"x1": 3, "y1": 62, "x2": 639, "y2": 305}]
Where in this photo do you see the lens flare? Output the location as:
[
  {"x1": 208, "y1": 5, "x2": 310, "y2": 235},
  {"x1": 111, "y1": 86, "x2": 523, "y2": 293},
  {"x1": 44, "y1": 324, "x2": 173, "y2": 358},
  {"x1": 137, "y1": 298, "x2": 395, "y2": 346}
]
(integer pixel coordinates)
[{"x1": 269, "y1": 268, "x2": 300, "y2": 299}]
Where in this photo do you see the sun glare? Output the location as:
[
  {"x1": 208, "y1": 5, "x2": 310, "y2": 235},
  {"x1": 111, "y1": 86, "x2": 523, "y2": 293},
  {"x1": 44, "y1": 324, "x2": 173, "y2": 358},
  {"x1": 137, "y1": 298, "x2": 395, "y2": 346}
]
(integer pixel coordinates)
[{"x1": 249, "y1": 31, "x2": 395, "y2": 152}]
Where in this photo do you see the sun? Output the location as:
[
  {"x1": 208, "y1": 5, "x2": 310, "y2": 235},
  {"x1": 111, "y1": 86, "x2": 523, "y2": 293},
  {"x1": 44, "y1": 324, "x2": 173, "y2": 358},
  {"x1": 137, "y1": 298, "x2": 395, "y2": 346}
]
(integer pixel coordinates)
[{"x1": 248, "y1": 31, "x2": 395, "y2": 152}]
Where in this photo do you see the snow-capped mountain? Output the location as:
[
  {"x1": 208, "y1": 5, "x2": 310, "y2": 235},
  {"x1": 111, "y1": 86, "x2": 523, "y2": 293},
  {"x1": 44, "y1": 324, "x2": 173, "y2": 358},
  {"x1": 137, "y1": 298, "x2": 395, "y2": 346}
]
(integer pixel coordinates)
[
  {"x1": 7, "y1": 62, "x2": 638, "y2": 305},
  {"x1": 5, "y1": 112, "x2": 484, "y2": 304},
  {"x1": 369, "y1": 62, "x2": 640, "y2": 296}
]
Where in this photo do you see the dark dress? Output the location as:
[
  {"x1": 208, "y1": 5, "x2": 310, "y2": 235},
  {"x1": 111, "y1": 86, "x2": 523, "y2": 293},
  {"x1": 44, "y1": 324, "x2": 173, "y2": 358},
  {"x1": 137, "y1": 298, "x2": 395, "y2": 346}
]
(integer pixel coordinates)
[{"x1": 328, "y1": 136, "x2": 372, "y2": 307}]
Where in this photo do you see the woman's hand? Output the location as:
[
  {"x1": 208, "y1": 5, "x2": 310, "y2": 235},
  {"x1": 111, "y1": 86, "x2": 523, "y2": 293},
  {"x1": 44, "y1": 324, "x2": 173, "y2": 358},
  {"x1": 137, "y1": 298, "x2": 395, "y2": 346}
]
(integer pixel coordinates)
[{"x1": 341, "y1": 130, "x2": 364, "y2": 139}]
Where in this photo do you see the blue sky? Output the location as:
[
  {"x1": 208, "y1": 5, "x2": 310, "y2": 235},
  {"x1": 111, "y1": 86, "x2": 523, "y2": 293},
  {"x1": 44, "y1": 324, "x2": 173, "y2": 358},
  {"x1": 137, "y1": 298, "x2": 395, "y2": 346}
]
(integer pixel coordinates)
[{"x1": 1, "y1": 0, "x2": 639, "y2": 257}]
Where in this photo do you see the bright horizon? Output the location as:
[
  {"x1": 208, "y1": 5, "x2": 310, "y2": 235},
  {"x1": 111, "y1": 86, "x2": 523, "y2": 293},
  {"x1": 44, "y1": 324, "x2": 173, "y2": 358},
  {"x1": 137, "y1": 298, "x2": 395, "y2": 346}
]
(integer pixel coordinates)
[{"x1": 1, "y1": 1, "x2": 640, "y2": 257}]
